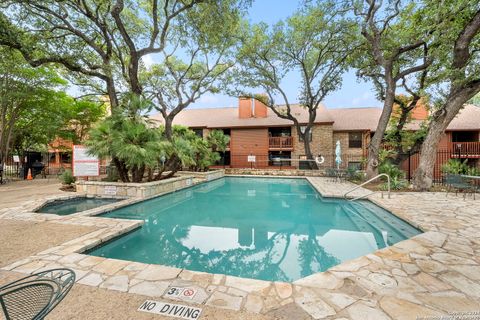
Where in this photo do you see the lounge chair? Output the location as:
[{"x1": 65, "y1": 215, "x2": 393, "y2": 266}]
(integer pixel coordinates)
[{"x1": 0, "y1": 268, "x2": 75, "y2": 320}]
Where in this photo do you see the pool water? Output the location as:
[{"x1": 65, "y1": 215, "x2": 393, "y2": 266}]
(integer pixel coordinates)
[
  {"x1": 89, "y1": 177, "x2": 420, "y2": 282},
  {"x1": 37, "y1": 197, "x2": 119, "y2": 215}
]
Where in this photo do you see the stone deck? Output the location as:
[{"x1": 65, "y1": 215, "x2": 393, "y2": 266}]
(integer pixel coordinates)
[{"x1": 1, "y1": 177, "x2": 479, "y2": 319}]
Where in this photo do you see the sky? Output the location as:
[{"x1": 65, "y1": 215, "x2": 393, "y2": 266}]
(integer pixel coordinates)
[{"x1": 184, "y1": 0, "x2": 382, "y2": 110}]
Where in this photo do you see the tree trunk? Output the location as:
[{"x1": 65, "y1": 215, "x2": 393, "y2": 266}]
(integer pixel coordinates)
[
  {"x1": 366, "y1": 83, "x2": 396, "y2": 178},
  {"x1": 112, "y1": 157, "x2": 129, "y2": 182},
  {"x1": 302, "y1": 131, "x2": 318, "y2": 170},
  {"x1": 164, "y1": 117, "x2": 173, "y2": 141},
  {"x1": 413, "y1": 90, "x2": 478, "y2": 190}
]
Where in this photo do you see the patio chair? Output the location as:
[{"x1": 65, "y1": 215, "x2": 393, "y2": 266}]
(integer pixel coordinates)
[
  {"x1": 445, "y1": 174, "x2": 475, "y2": 200},
  {"x1": 0, "y1": 268, "x2": 75, "y2": 320},
  {"x1": 325, "y1": 168, "x2": 337, "y2": 182}
]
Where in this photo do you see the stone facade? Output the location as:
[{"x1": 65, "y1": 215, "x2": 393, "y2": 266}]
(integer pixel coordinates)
[
  {"x1": 332, "y1": 131, "x2": 369, "y2": 168},
  {"x1": 291, "y1": 124, "x2": 334, "y2": 167},
  {"x1": 76, "y1": 176, "x2": 194, "y2": 198},
  {"x1": 176, "y1": 169, "x2": 225, "y2": 181}
]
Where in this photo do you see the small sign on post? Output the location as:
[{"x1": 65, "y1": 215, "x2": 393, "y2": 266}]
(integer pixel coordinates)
[
  {"x1": 73, "y1": 145, "x2": 99, "y2": 177},
  {"x1": 247, "y1": 155, "x2": 256, "y2": 169}
]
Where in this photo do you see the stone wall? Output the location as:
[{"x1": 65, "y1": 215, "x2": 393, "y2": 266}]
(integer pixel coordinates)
[
  {"x1": 76, "y1": 175, "x2": 194, "y2": 198},
  {"x1": 225, "y1": 168, "x2": 325, "y2": 177},
  {"x1": 291, "y1": 124, "x2": 334, "y2": 167},
  {"x1": 176, "y1": 169, "x2": 224, "y2": 181}
]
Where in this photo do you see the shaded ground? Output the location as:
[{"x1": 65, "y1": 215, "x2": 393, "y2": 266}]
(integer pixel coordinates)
[
  {"x1": 0, "y1": 270, "x2": 277, "y2": 320},
  {"x1": 0, "y1": 179, "x2": 66, "y2": 209},
  {"x1": 0, "y1": 220, "x2": 97, "y2": 267}
]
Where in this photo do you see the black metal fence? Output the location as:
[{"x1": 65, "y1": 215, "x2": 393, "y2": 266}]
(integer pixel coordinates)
[{"x1": 225, "y1": 150, "x2": 480, "y2": 184}]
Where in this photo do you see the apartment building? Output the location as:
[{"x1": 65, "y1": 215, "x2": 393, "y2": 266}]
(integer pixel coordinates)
[{"x1": 151, "y1": 97, "x2": 480, "y2": 176}]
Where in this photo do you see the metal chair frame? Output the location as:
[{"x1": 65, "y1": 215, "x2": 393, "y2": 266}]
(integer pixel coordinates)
[{"x1": 0, "y1": 269, "x2": 75, "y2": 320}]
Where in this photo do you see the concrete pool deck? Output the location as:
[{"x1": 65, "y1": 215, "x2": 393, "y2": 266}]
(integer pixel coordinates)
[{"x1": 0, "y1": 177, "x2": 479, "y2": 319}]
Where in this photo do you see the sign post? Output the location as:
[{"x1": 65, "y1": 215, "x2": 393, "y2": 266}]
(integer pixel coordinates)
[
  {"x1": 72, "y1": 145, "x2": 99, "y2": 177},
  {"x1": 247, "y1": 154, "x2": 256, "y2": 169}
]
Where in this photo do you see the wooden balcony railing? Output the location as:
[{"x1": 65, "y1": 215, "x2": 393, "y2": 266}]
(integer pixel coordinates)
[
  {"x1": 448, "y1": 142, "x2": 480, "y2": 156},
  {"x1": 269, "y1": 136, "x2": 293, "y2": 149}
]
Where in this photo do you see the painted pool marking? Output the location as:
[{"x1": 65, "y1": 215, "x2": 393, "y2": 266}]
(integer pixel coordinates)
[
  {"x1": 138, "y1": 300, "x2": 202, "y2": 319},
  {"x1": 165, "y1": 286, "x2": 197, "y2": 300}
]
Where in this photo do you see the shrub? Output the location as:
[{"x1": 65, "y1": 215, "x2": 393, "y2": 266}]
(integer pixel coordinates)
[
  {"x1": 442, "y1": 159, "x2": 468, "y2": 174},
  {"x1": 60, "y1": 169, "x2": 76, "y2": 185},
  {"x1": 379, "y1": 161, "x2": 405, "y2": 180},
  {"x1": 379, "y1": 161, "x2": 407, "y2": 190}
]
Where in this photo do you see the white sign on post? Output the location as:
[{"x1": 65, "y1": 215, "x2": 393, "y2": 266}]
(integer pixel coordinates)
[
  {"x1": 13, "y1": 155, "x2": 20, "y2": 163},
  {"x1": 73, "y1": 145, "x2": 99, "y2": 177},
  {"x1": 247, "y1": 155, "x2": 256, "y2": 162}
]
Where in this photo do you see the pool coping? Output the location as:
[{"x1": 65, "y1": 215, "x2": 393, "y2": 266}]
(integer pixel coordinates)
[{"x1": 1, "y1": 176, "x2": 479, "y2": 318}]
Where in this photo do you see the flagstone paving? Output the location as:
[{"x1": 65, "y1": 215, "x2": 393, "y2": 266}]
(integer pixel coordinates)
[{"x1": 1, "y1": 176, "x2": 479, "y2": 319}]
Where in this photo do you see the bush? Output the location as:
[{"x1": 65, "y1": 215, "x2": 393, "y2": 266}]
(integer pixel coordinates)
[
  {"x1": 379, "y1": 161, "x2": 407, "y2": 190},
  {"x1": 379, "y1": 161, "x2": 405, "y2": 180},
  {"x1": 442, "y1": 159, "x2": 479, "y2": 176},
  {"x1": 60, "y1": 169, "x2": 76, "y2": 185}
]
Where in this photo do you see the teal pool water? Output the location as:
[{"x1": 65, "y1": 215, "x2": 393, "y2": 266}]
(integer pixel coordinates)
[
  {"x1": 37, "y1": 197, "x2": 118, "y2": 215},
  {"x1": 89, "y1": 177, "x2": 420, "y2": 282}
]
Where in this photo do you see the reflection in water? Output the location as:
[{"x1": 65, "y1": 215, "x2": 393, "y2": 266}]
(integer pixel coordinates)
[{"x1": 91, "y1": 177, "x2": 420, "y2": 282}]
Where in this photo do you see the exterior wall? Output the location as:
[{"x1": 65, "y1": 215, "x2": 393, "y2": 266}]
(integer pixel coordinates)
[
  {"x1": 438, "y1": 132, "x2": 450, "y2": 150},
  {"x1": 176, "y1": 169, "x2": 224, "y2": 181},
  {"x1": 76, "y1": 176, "x2": 194, "y2": 198},
  {"x1": 291, "y1": 124, "x2": 334, "y2": 167},
  {"x1": 230, "y1": 128, "x2": 269, "y2": 168},
  {"x1": 239, "y1": 97, "x2": 253, "y2": 118},
  {"x1": 332, "y1": 131, "x2": 369, "y2": 168},
  {"x1": 254, "y1": 99, "x2": 268, "y2": 118}
]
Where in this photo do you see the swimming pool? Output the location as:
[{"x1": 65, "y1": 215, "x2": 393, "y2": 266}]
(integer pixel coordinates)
[
  {"x1": 36, "y1": 197, "x2": 119, "y2": 215},
  {"x1": 88, "y1": 177, "x2": 420, "y2": 282}
]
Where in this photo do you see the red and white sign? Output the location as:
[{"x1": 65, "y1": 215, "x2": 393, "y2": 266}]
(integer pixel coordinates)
[
  {"x1": 165, "y1": 287, "x2": 197, "y2": 300},
  {"x1": 72, "y1": 145, "x2": 99, "y2": 177}
]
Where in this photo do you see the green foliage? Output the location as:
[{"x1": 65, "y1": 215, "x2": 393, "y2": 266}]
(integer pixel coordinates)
[
  {"x1": 86, "y1": 97, "x2": 229, "y2": 181},
  {"x1": 379, "y1": 162, "x2": 405, "y2": 181},
  {"x1": 442, "y1": 159, "x2": 480, "y2": 176},
  {"x1": 206, "y1": 130, "x2": 230, "y2": 153},
  {"x1": 381, "y1": 176, "x2": 408, "y2": 191},
  {"x1": 379, "y1": 162, "x2": 407, "y2": 190},
  {"x1": 0, "y1": 47, "x2": 76, "y2": 161},
  {"x1": 59, "y1": 169, "x2": 76, "y2": 186}
]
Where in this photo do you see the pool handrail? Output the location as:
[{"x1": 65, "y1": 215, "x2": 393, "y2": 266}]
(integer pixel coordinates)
[{"x1": 344, "y1": 173, "x2": 391, "y2": 201}]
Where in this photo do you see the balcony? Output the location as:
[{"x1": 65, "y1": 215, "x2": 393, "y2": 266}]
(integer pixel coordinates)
[
  {"x1": 269, "y1": 136, "x2": 293, "y2": 150},
  {"x1": 448, "y1": 142, "x2": 480, "y2": 158}
]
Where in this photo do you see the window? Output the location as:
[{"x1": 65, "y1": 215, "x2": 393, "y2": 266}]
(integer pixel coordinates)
[
  {"x1": 192, "y1": 128, "x2": 203, "y2": 138},
  {"x1": 348, "y1": 161, "x2": 362, "y2": 171},
  {"x1": 349, "y1": 132, "x2": 363, "y2": 148},
  {"x1": 299, "y1": 126, "x2": 312, "y2": 142},
  {"x1": 299, "y1": 155, "x2": 310, "y2": 170}
]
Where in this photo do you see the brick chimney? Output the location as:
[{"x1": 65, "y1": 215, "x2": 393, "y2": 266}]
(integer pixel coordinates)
[
  {"x1": 239, "y1": 97, "x2": 253, "y2": 118},
  {"x1": 254, "y1": 95, "x2": 268, "y2": 118},
  {"x1": 411, "y1": 98, "x2": 429, "y2": 120}
]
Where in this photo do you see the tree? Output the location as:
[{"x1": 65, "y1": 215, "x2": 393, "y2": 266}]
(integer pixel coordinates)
[
  {"x1": 139, "y1": 0, "x2": 243, "y2": 140},
  {"x1": 236, "y1": 3, "x2": 354, "y2": 168},
  {"x1": 0, "y1": 47, "x2": 67, "y2": 165},
  {"x1": 383, "y1": 95, "x2": 428, "y2": 165},
  {"x1": 413, "y1": 3, "x2": 480, "y2": 190},
  {"x1": 352, "y1": 0, "x2": 432, "y2": 178},
  {"x1": 58, "y1": 100, "x2": 107, "y2": 144},
  {"x1": 0, "y1": 0, "x2": 248, "y2": 112}
]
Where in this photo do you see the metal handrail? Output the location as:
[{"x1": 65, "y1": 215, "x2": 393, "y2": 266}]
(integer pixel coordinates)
[{"x1": 343, "y1": 173, "x2": 391, "y2": 201}]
